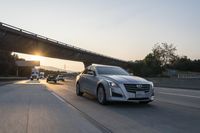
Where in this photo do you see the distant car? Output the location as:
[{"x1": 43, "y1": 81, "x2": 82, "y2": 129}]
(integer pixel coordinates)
[
  {"x1": 56, "y1": 75, "x2": 65, "y2": 81},
  {"x1": 76, "y1": 65, "x2": 154, "y2": 105},
  {"x1": 30, "y1": 69, "x2": 39, "y2": 80},
  {"x1": 46, "y1": 74, "x2": 57, "y2": 83},
  {"x1": 30, "y1": 74, "x2": 39, "y2": 80}
]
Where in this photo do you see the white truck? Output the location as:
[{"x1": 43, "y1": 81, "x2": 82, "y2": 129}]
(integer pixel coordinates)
[{"x1": 30, "y1": 68, "x2": 39, "y2": 80}]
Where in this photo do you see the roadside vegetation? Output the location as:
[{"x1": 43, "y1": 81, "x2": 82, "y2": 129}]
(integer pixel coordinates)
[{"x1": 128, "y1": 43, "x2": 200, "y2": 77}]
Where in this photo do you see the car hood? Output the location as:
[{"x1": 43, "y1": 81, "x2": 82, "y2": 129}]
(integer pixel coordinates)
[{"x1": 101, "y1": 75, "x2": 151, "y2": 84}]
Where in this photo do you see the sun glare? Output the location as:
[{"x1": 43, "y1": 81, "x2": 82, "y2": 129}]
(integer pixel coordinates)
[{"x1": 30, "y1": 55, "x2": 44, "y2": 61}]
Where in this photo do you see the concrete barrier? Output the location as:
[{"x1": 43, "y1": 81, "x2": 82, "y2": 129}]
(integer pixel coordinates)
[
  {"x1": 147, "y1": 78, "x2": 200, "y2": 90},
  {"x1": 0, "y1": 77, "x2": 27, "y2": 81}
]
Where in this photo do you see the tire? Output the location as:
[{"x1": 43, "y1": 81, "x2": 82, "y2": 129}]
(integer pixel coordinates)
[
  {"x1": 76, "y1": 83, "x2": 83, "y2": 96},
  {"x1": 46, "y1": 80, "x2": 48, "y2": 83},
  {"x1": 97, "y1": 86, "x2": 107, "y2": 105},
  {"x1": 54, "y1": 80, "x2": 57, "y2": 83}
]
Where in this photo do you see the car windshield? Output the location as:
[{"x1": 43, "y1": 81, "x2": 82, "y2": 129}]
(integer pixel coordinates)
[{"x1": 96, "y1": 66, "x2": 129, "y2": 75}]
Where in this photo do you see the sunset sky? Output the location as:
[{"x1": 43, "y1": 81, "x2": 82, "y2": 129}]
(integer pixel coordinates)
[{"x1": 0, "y1": 0, "x2": 200, "y2": 71}]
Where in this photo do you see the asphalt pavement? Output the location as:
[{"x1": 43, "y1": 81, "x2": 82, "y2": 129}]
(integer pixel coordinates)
[
  {"x1": 45, "y1": 79, "x2": 200, "y2": 133},
  {"x1": 0, "y1": 80, "x2": 102, "y2": 133},
  {"x1": 0, "y1": 79, "x2": 200, "y2": 133}
]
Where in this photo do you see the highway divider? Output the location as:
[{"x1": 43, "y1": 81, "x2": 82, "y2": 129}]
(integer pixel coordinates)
[
  {"x1": 148, "y1": 78, "x2": 200, "y2": 90},
  {"x1": 0, "y1": 77, "x2": 28, "y2": 81}
]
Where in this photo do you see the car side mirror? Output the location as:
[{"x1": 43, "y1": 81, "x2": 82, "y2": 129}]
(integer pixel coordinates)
[{"x1": 88, "y1": 71, "x2": 95, "y2": 76}]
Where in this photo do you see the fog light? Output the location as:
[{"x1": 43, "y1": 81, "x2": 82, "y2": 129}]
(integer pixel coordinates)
[{"x1": 112, "y1": 92, "x2": 123, "y2": 97}]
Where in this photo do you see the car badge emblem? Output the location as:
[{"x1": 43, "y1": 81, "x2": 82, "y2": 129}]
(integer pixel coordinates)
[{"x1": 136, "y1": 84, "x2": 142, "y2": 88}]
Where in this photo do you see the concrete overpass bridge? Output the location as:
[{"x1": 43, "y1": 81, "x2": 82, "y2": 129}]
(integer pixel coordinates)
[{"x1": 0, "y1": 22, "x2": 129, "y2": 68}]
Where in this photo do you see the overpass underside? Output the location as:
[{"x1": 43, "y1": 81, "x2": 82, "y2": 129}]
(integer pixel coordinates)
[{"x1": 0, "y1": 22, "x2": 128, "y2": 68}]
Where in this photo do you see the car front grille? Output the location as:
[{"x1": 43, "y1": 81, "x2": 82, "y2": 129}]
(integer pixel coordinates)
[{"x1": 124, "y1": 84, "x2": 150, "y2": 93}]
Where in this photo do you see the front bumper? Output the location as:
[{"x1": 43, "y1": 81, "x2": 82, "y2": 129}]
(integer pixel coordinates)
[{"x1": 106, "y1": 84, "x2": 154, "y2": 102}]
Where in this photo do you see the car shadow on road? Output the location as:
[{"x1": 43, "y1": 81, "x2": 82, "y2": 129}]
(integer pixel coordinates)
[
  {"x1": 82, "y1": 93, "x2": 155, "y2": 109},
  {"x1": 107, "y1": 101, "x2": 155, "y2": 108},
  {"x1": 47, "y1": 82, "x2": 64, "y2": 85},
  {"x1": 82, "y1": 93, "x2": 97, "y2": 101}
]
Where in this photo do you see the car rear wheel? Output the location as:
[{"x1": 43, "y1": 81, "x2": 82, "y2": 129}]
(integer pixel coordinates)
[
  {"x1": 97, "y1": 86, "x2": 107, "y2": 105},
  {"x1": 76, "y1": 83, "x2": 83, "y2": 96}
]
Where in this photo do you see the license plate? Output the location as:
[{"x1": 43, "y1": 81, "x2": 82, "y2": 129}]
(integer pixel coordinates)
[{"x1": 136, "y1": 91, "x2": 146, "y2": 98}]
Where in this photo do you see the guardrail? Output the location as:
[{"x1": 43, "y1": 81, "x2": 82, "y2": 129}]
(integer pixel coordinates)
[
  {"x1": 0, "y1": 77, "x2": 28, "y2": 81},
  {"x1": 178, "y1": 74, "x2": 200, "y2": 79},
  {"x1": 148, "y1": 77, "x2": 200, "y2": 90},
  {"x1": 0, "y1": 22, "x2": 126, "y2": 62}
]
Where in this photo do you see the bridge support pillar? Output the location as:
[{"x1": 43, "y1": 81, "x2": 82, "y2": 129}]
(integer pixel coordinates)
[{"x1": 83, "y1": 62, "x2": 92, "y2": 68}]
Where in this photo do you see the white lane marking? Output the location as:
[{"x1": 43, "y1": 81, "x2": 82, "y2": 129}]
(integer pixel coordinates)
[
  {"x1": 158, "y1": 92, "x2": 200, "y2": 99},
  {"x1": 51, "y1": 92, "x2": 66, "y2": 103}
]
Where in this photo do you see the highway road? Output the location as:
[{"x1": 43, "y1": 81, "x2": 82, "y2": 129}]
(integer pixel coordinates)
[{"x1": 0, "y1": 79, "x2": 200, "y2": 133}]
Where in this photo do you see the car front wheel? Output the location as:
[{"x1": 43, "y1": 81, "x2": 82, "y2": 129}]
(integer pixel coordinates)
[
  {"x1": 76, "y1": 83, "x2": 83, "y2": 96},
  {"x1": 97, "y1": 86, "x2": 107, "y2": 105}
]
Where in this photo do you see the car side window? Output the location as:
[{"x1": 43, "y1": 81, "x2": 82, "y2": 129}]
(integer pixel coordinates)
[{"x1": 82, "y1": 66, "x2": 96, "y2": 75}]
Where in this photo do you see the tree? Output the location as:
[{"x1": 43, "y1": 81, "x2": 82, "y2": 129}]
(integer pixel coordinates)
[
  {"x1": 152, "y1": 43, "x2": 178, "y2": 67},
  {"x1": 128, "y1": 60, "x2": 145, "y2": 76},
  {"x1": 143, "y1": 53, "x2": 163, "y2": 76},
  {"x1": 127, "y1": 43, "x2": 178, "y2": 77},
  {"x1": 127, "y1": 54, "x2": 163, "y2": 77},
  {"x1": 0, "y1": 50, "x2": 18, "y2": 76},
  {"x1": 170, "y1": 56, "x2": 200, "y2": 72}
]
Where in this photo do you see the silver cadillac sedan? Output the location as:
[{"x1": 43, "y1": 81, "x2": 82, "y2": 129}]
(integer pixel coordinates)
[{"x1": 76, "y1": 64, "x2": 154, "y2": 105}]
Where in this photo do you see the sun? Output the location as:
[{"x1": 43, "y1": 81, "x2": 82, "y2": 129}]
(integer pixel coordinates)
[{"x1": 30, "y1": 55, "x2": 44, "y2": 61}]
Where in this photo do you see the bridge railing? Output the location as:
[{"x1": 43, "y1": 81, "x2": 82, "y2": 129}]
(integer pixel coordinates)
[{"x1": 0, "y1": 22, "x2": 126, "y2": 62}]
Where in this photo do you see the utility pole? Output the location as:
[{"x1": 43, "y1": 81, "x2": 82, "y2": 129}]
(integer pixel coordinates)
[{"x1": 16, "y1": 67, "x2": 18, "y2": 77}]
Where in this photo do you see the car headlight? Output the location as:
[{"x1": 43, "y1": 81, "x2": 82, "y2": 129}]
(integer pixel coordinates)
[{"x1": 106, "y1": 80, "x2": 118, "y2": 87}]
